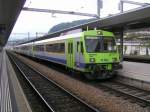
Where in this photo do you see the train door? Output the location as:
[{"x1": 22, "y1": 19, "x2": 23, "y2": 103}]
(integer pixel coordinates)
[
  {"x1": 75, "y1": 40, "x2": 84, "y2": 69},
  {"x1": 76, "y1": 41, "x2": 80, "y2": 68},
  {"x1": 67, "y1": 39, "x2": 75, "y2": 69}
]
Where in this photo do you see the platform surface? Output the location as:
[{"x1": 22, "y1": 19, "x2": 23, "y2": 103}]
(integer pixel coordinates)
[
  {"x1": 0, "y1": 50, "x2": 32, "y2": 112},
  {"x1": 0, "y1": 51, "x2": 12, "y2": 112},
  {"x1": 118, "y1": 61, "x2": 150, "y2": 83}
]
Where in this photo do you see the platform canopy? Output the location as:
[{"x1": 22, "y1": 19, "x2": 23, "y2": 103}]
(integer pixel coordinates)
[
  {"x1": 0, "y1": 0, "x2": 26, "y2": 46},
  {"x1": 28, "y1": 5, "x2": 150, "y2": 43}
]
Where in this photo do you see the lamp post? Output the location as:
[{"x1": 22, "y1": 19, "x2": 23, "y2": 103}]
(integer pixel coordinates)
[{"x1": 97, "y1": 0, "x2": 103, "y2": 18}]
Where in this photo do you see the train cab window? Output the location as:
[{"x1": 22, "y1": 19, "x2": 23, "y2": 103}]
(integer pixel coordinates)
[
  {"x1": 103, "y1": 37, "x2": 116, "y2": 51},
  {"x1": 85, "y1": 37, "x2": 101, "y2": 52}
]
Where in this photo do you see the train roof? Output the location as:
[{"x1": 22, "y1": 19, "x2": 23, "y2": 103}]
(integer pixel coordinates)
[
  {"x1": 15, "y1": 41, "x2": 33, "y2": 47},
  {"x1": 16, "y1": 32, "x2": 82, "y2": 46},
  {"x1": 16, "y1": 29, "x2": 115, "y2": 46},
  {"x1": 35, "y1": 32, "x2": 82, "y2": 45}
]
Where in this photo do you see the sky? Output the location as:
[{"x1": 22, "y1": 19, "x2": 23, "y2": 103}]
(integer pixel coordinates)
[{"x1": 9, "y1": 0, "x2": 150, "y2": 41}]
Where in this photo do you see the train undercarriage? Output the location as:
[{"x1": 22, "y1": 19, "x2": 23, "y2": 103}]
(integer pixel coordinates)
[{"x1": 84, "y1": 63, "x2": 122, "y2": 80}]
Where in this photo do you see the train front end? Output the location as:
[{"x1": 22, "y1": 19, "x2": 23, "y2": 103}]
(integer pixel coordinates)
[{"x1": 82, "y1": 30, "x2": 122, "y2": 79}]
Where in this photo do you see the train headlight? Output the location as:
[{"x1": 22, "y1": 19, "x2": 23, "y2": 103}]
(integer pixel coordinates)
[{"x1": 90, "y1": 58, "x2": 95, "y2": 63}]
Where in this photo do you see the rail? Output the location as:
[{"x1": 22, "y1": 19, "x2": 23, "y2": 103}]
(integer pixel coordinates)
[{"x1": 8, "y1": 52, "x2": 100, "y2": 112}]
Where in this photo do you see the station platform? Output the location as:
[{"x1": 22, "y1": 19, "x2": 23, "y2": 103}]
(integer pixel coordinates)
[
  {"x1": 118, "y1": 61, "x2": 150, "y2": 82},
  {"x1": 124, "y1": 55, "x2": 150, "y2": 63},
  {"x1": 0, "y1": 50, "x2": 32, "y2": 112},
  {"x1": 117, "y1": 61, "x2": 150, "y2": 91}
]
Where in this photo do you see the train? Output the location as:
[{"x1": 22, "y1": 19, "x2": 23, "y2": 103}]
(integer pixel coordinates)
[{"x1": 13, "y1": 29, "x2": 122, "y2": 80}]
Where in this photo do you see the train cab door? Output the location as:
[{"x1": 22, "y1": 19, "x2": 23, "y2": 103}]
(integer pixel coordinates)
[{"x1": 67, "y1": 39, "x2": 75, "y2": 69}]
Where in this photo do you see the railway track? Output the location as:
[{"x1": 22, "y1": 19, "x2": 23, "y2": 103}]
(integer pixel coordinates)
[
  {"x1": 91, "y1": 81, "x2": 150, "y2": 107},
  {"x1": 30, "y1": 54, "x2": 150, "y2": 107},
  {"x1": 8, "y1": 53, "x2": 100, "y2": 112},
  {"x1": 10, "y1": 52, "x2": 150, "y2": 110}
]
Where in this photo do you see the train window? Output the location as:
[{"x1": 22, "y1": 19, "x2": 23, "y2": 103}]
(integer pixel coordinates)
[
  {"x1": 35, "y1": 45, "x2": 44, "y2": 51},
  {"x1": 22, "y1": 46, "x2": 29, "y2": 50},
  {"x1": 71, "y1": 43, "x2": 73, "y2": 54},
  {"x1": 77, "y1": 42, "x2": 79, "y2": 52},
  {"x1": 41, "y1": 45, "x2": 44, "y2": 51},
  {"x1": 70, "y1": 43, "x2": 72, "y2": 54},
  {"x1": 69, "y1": 43, "x2": 71, "y2": 54},
  {"x1": 68, "y1": 43, "x2": 73, "y2": 54},
  {"x1": 46, "y1": 44, "x2": 52, "y2": 52},
  {"x1": 68, "y1": 43, "x2": 70, "y2": 54},
  {"x1": 54, "y1": 44, "x2": 57, "y2": 52},
  {"x1": 81, "y1": 42, "x2": 84, "y2": 54},
  {"x1": 46, "y1": 43, "x2": 65, "y2": 53},
  {"x1": 33, "y1": 46, "x2": 36, "y2": 51},
  {"x1": 60, "y1": 43, "x2": 65, "y2": 53}
]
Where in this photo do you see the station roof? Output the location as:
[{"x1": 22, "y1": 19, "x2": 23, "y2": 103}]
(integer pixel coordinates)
[
  {"x1": 0, "y1": 0, "x2": 26, "y2": 46},
  {"x1": 27, "y1": 5, "x2": 150, "y2": 43}
]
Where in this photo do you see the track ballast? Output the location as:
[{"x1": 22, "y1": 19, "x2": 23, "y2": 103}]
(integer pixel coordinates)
[
  {"x1": 9, "y1": 53, "x2": 99, "y2": 112},
  {"x1": 91, "y1": 81, "x2": 150, "y2": 107}
]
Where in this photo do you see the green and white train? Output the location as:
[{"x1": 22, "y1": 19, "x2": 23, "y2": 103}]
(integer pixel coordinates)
[{"x1": 14, "y1": 30, "x2": 122, "y2": 79}]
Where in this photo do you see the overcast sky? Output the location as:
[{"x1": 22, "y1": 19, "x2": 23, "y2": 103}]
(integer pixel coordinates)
[{"x1": 9, "y1": 0, "x2": 150, "y2": 41}]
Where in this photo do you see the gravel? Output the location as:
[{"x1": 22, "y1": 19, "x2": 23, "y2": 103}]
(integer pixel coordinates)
[{"x1": 13, "y1": 53, "x2": 150, "y2": 112}]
